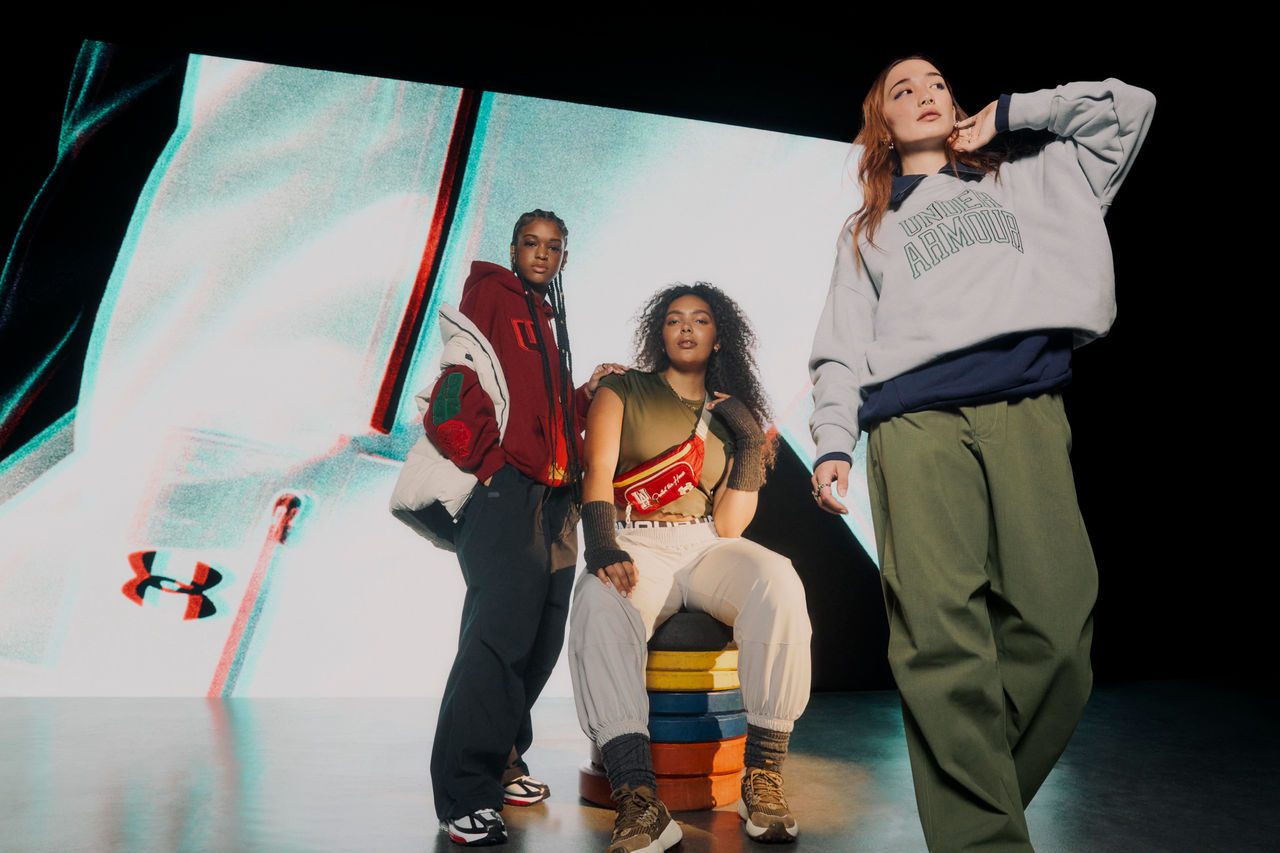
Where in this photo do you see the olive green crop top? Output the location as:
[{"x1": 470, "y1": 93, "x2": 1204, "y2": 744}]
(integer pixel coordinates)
[{"x1": 596, "y1": 370, "x2": 735, "y2": 518}]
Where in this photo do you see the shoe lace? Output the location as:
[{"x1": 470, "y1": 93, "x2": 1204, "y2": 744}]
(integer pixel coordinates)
[
  {"x1": 746, "y1": 768, "x2": 787, "y2": 809},
  {"x1": 474, "y1": 808, "x2": 501, "y2": 824},
  {"x1": 612, "y1": 787, "x2": 657, "y2": 839}
]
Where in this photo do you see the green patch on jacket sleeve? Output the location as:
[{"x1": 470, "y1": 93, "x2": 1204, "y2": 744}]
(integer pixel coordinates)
[{"x1": 431, "y1": 371, "x2": 465, "y2": 425}]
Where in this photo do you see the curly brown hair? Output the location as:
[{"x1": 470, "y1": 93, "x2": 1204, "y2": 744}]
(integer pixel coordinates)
[{"x1": 632, "y1": 282, "x2": 778, "y2": 470}]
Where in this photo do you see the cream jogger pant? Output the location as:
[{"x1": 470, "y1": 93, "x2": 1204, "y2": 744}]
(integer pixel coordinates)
[{"x1": 569, "y1": 521, "x2": 813, "y2": 747}]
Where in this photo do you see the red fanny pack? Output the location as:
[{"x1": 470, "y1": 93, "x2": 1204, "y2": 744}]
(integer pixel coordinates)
[{"x1": 612, "y1": 402, "x2": 713, "y2": 515}]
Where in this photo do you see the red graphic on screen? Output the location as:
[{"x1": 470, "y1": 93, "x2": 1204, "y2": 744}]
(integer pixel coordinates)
[
  {"x1": 208, "y1": 493, "x2": 305, "y2": 697},
  {"x1": 371, "y1": 88, "x2": 482, "y2": 434},
  {"x1": 122, "y1": 551, "x2": 223, "y2": 620}
]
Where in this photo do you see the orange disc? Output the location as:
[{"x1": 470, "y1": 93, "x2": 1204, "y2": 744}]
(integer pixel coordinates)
[
  {"x1": 590, "y1": 736, "x2": 746, "y2": 777},
  {"x1": 657, "y1": 769, "x2": 743, "y2": 812},
  {"x1": 577, "y1": 762, "x2": 743, "y2": 812},
  {"x1": 653, "y1": 736, "x2": 746, "y2": 777}
]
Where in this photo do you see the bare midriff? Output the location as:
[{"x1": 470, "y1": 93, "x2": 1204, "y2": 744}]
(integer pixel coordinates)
[{"x1": 611, "y1": 504, "x2": 701, "y2": 523}]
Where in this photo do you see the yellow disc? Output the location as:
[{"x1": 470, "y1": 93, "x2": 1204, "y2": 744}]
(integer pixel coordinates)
[
  {"x1": 647, "y1": 649, "x2": 739, "y2": 673},
  {"x1": 646, "y1": 670, "x2": 741, "y2": 691}
]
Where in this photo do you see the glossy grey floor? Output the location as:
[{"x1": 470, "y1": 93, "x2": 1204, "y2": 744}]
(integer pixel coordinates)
[{"x1": 1, "y1": 682, "x2": 1274, "y2": 852}]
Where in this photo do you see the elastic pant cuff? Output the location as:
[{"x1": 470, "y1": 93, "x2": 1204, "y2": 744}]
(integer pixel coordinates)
[
  {"x1": 593, "y1": 720, "x2": 650, "y2": 749},
  {"x1": 746, "y1": 713, "x2": 795, "y2": 734}
]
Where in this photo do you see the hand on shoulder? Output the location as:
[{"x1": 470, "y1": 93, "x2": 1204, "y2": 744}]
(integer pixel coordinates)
[
  {"x1": 708, "y1": 393, "x2": 763, "y2": 443},
  {"x1": 586, "y1": 363, "x2": 629, "y2": 399}
]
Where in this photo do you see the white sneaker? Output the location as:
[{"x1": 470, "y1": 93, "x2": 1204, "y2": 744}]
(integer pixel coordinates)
[
  {"x1": 440, "y1": 808, "x2": 507, "y2": 846},
  {"x1": 502, "y1": 774, "x2": 551, "y2": 806}
]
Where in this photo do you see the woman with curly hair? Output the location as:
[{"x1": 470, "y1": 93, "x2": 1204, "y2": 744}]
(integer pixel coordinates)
[
  {"x1": 809, "y1": 56, "x2": 1154, "y2": 850},
  {"x1": 569, "y1": 283, "x2": 811, "y2": 851}
]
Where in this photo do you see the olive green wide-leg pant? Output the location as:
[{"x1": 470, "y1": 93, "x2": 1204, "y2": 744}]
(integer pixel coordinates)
[{"x1": 866, "y1": 394, "x2": 1097, "y2": 852}]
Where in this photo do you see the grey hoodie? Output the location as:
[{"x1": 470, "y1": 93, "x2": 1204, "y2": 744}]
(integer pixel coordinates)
[{"x1": 808, "y1": 79, "x2": 1156, "y2": 460}]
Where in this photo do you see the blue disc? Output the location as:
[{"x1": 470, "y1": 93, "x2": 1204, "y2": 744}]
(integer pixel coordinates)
[
  {"x1": 648, "y1": 711, "x2": 748, "y2": 743},
  {"x1": 649, "y1": 689, "x2": 744, "y2": 716}
]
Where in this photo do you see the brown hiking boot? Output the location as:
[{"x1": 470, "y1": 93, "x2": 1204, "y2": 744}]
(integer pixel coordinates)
[
  {"x1": 607, "y1": 784, "x2": 682, "y2": 853},
  {"x1": 737, "y1": 767, "x2": 799, "y2": 843}
]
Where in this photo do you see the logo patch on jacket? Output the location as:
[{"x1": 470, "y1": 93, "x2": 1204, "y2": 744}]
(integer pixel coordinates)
[
  {"x1": 432, "y1": 371, "x2": 464, "y2": 425},
  {"x1": 436, "y1": 419, "x2": 474, "y2": 457},
  {"x1": 511, "y1": 318, "x2": 539, "y2": 352}
]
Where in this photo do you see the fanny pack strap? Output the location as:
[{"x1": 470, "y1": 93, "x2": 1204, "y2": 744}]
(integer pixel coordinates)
[{"x1": 692, "y1": 398, "x2": 713, "y2": 439}]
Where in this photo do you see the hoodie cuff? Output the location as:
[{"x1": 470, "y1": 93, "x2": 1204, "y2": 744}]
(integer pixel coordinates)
[
  {"x1": 474, "y1": 448, "x2": 507, "y2": 485},
  {"x1": 1006, "y1": 86, "x2": 1057, "y2": 132},
  {"x1": 996, "y1": 93, "x2": 1011, "y2": 134},
  {"x1": 812, "y1": 423, "x2": 858, "y2": 461},
  {"x1": 813, "y1": 451, "x2": 853, "y2": 471},
  {"x1": 574, "y1": 383, "x2": 592, "y2": 434}
]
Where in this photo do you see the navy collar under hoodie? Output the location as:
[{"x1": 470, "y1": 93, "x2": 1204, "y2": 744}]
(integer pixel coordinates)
[{"x1": 891, "y1": 159, "x2": 988, "y2": 208}]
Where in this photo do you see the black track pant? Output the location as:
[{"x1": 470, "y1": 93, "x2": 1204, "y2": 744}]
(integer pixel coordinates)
[{"x1": 430, "y1": 463, "x2": 577, "y2": 819}]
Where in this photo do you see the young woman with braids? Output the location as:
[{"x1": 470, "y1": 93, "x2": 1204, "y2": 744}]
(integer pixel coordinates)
[
  {"x1": 423, "y1": 209, "x2": 625, "y2": 846},
  {"x1": 808, "y1": 57, "x2": 1155, "y2": 851},
  {"x1": 570, "y1": 283, "x2": 812, "y2": 851}
]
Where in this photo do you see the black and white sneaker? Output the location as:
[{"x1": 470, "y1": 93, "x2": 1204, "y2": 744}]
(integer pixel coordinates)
[
  {"x1": 440, "y1": 808, "x2": 507, "y2": 846},
  {"x1": 502, "y1": 774, "x2": 551, "y2": 806}
]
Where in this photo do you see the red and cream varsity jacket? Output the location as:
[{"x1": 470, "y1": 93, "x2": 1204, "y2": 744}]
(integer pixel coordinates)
[{"x1": 424, "y1": 261, "x2": 589, "y2": 487}]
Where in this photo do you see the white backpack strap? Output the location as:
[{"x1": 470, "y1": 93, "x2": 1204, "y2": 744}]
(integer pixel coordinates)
[{"x1": 694, "y1": 396, "x2": 714, "y2": 440}]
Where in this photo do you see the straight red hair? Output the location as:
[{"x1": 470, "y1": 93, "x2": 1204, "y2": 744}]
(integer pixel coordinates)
[{"x1": 848, "y1": 55, "x2": 1003, "y2": 264}]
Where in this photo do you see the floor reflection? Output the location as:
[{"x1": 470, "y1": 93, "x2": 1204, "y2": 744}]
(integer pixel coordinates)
[{"x1": 1, "y1": 683, "x2": 1274, "y2": 852}]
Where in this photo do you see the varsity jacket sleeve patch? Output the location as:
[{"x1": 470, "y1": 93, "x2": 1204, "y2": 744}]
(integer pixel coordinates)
[
  {"x1": 809, "y1": 228, "x2": 878, "y2": 459},
  {"x1": 1007, "y1": 79, "x2": 1156, "y2": 211},
  {"x1": 424, "y1": 365, "x2": 506, "y2": 484}
]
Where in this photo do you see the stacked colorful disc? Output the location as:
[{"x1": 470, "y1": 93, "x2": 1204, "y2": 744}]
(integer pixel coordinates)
[{"x1": 579, "y1": 611, "x2": 746, "y2": 811}]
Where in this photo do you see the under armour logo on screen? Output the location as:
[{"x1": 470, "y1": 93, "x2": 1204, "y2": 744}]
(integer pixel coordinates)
[{"x1": 122, "y1": 551, "x2": 223, "y2": 620}]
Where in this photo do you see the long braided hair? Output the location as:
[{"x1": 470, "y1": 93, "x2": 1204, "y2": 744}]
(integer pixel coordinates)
[{"x1": 510, "y1": 209, "x2": 583, "y2": 501}]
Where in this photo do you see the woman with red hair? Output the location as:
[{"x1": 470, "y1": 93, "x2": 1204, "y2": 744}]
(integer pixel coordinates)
[{"x1": 808, "y1": 57, "x2": 1155, "y2": 851}]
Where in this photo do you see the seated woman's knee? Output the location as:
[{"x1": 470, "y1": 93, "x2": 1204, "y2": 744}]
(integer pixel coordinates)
[{"x1": 747, "y1": 551, "x2": 807, "y2": 605}]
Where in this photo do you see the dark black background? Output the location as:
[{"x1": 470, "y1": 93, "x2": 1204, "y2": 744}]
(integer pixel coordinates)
[{"x1": 2, "y1": 24, "x2": 1242, "y2": 690}]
